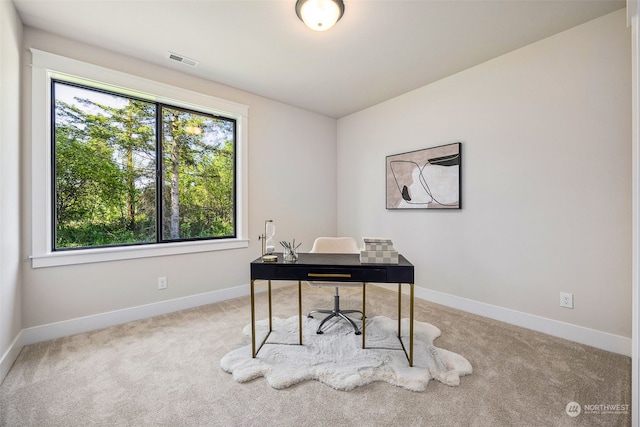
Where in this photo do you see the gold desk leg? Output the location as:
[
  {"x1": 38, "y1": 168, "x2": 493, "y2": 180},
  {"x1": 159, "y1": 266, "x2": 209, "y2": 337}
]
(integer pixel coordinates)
[
  {"x1": 397, "y1": 283, "x2": 402, "y2": 338},
  {"x1": 396, "y1": 282, "x2": 415, "y2": 367},
  {"x1": 268, "y1": 280, "x2": 272, "y2": 332},
  {"x1": 252, "y1": 280, "x2": 274, "y2": 358},
  {"x1": 251, "y1": 279, "x2": 256, "y2": 358},
  {"x1": 410, "y1": 283, "x2": 414, "y2": 367},
  {"x1": 362, "y1": 282, "x2": 366, "y2": 349},
  {"x1": 298, "y1": 280, "x2": 303, "y2": 345}
]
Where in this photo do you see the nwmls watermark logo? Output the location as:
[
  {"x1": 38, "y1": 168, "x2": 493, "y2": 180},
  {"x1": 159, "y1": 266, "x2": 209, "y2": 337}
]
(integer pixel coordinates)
[
  {"x1": 565, "y1": 401, "x2": 629, "y2": 417},
  {"x1": 565, "y1": 402, "x2": 581, "y2": 418},
  {"x1": 583, "y1": 403, "x2": 630, "y2": 415}
]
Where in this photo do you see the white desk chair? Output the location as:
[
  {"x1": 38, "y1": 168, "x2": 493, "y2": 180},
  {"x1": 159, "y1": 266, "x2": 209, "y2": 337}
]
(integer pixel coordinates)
[{"x1": 307, "y1": 237, "x2": 364, "y2": 335}]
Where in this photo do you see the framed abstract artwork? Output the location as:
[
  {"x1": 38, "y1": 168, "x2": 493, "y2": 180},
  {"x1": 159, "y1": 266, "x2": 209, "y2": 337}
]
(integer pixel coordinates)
[{"x1": 386, "y1": 142, "x2": 461, "y2": 209}]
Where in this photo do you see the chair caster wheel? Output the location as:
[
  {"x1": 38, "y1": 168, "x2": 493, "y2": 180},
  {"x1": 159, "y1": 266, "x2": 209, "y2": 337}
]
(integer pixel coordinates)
[
  {"x1": 355, "y1": 331, "x2": 362, "y2": 335},
  {"x1": 316, "y1": 330, "x2": 324, "y2": 334},
  {"x1": 308, "y1": 315, "x2": 314, "y2": 319}
]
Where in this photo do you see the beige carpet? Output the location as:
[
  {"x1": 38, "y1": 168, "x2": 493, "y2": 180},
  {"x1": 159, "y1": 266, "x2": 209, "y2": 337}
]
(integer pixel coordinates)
[{"x1": 0, "y1": 284, "x2": 631, "y2": 426}]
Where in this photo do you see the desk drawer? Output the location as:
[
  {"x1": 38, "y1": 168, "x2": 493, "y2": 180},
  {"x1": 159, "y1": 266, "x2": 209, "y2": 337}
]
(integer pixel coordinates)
[{"x1": 274, "y1": 266, "x2": 387, "y2": 282}]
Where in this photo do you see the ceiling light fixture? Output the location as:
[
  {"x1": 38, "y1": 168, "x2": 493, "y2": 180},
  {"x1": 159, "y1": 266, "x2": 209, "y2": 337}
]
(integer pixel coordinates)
[{"x1": 295, "y1": 0, "x2": 345, "y2": 32}]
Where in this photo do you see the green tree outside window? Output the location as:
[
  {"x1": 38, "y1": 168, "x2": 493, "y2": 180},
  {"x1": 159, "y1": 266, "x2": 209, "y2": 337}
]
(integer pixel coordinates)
[{"x1": 53, "y1": 81, "x2": 236, "y2": 250}]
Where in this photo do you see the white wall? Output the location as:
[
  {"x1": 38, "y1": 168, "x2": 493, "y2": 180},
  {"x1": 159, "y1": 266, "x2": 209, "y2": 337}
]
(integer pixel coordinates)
[
  {"x1": 337, "y1": 10, "x2": 632, "y2": 339},
  {"x1": 20, "y1": 28, "x2": 337, "y2": 328},
  {"x1": 0, "y1": 0, "x2": 23, "y2": 379}
]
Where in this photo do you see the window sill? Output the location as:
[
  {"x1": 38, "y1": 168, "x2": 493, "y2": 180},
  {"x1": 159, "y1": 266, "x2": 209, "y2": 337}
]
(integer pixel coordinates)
[{"x1": 30, "y1": 238, "x2": 249, "y2": 268}]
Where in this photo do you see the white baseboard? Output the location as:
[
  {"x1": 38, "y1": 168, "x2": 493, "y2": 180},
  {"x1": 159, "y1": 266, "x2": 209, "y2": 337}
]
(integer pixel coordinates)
[
  {"x1": 0, "y1": 330, "x2": 24, "y2": 385},
  {"x1": 415, "y1": 287, "x2": 631, "y2": 357},
  {"x1": 21, "y1": 284, "x2": 250, "y2": 346}
]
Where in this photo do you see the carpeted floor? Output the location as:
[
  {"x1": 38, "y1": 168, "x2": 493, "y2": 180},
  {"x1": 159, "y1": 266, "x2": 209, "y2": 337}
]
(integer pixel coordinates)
[{"x1": 0, "y1": 284, "x2": 632, "y2": 426}]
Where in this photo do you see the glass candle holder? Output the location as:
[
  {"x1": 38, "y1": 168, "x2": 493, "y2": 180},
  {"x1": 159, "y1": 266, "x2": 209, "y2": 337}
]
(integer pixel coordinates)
[{"x1": 283, "y1": 247, "x2": 298, "y2": 263}]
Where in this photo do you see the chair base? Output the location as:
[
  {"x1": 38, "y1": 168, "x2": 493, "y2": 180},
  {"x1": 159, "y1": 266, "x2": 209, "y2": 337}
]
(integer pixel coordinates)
[{"x1": 308, "y1": 291, "x2": 363, "y2": 335}]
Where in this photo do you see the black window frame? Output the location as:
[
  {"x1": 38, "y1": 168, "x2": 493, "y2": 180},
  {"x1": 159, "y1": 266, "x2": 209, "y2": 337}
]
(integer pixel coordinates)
[{"x1": 50, "y1": 79, "x2": 238, "y2": 252}]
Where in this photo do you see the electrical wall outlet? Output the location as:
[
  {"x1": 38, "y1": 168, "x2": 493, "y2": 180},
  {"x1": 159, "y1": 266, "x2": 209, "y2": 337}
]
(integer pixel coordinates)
[
  {"x1": 560, "y1": 292, "x2": 573, "y2": 309},
  {"x1": 158, "y1": 276, "x2": 167, "y2": 290}
]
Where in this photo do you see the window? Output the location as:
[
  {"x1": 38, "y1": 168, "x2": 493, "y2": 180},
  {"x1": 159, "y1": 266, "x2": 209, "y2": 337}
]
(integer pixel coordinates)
[
  {"x1": 31, "y1": 49, "x2": 248, "y2": 267},
  {"x1": 53, "y1": 82, "x2": 236, "y2": 249}
]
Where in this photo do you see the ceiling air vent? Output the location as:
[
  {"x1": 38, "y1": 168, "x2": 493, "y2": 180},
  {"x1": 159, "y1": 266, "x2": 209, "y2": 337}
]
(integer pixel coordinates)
[{"x1": 167, "y1": 52, "x2": 199, "y2": 68}]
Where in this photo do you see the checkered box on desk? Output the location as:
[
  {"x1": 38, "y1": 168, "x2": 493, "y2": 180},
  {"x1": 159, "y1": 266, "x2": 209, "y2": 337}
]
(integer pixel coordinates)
[
  {"x1": 363, "y1": 238, "x2": 394, "y2": 252},
  {"x1": 360, "y1": 250, "x2": 399, "y2": 264}
]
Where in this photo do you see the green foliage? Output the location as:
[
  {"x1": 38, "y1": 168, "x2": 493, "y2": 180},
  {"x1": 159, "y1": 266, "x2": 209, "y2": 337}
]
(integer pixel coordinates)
[{"x1": 53, "y1": 83, "x2": 236, "y2": 249}]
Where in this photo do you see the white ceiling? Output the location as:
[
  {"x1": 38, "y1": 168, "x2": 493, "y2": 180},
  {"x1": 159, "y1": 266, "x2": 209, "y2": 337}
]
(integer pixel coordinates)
[{"x1": 13, "y1": 0, "x2": 626, "y2": 118}]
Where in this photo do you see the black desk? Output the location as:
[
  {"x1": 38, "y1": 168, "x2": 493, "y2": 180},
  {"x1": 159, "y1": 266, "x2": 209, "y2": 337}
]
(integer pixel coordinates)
[{"x1": 250, "y1": 253, "x2": 416, "y2": 366}]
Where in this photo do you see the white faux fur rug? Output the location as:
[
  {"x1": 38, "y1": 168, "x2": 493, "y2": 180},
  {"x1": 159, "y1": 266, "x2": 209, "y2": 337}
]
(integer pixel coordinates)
[{"x1": 220, "y1": 316, "x2": 472, "y2": 391}]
